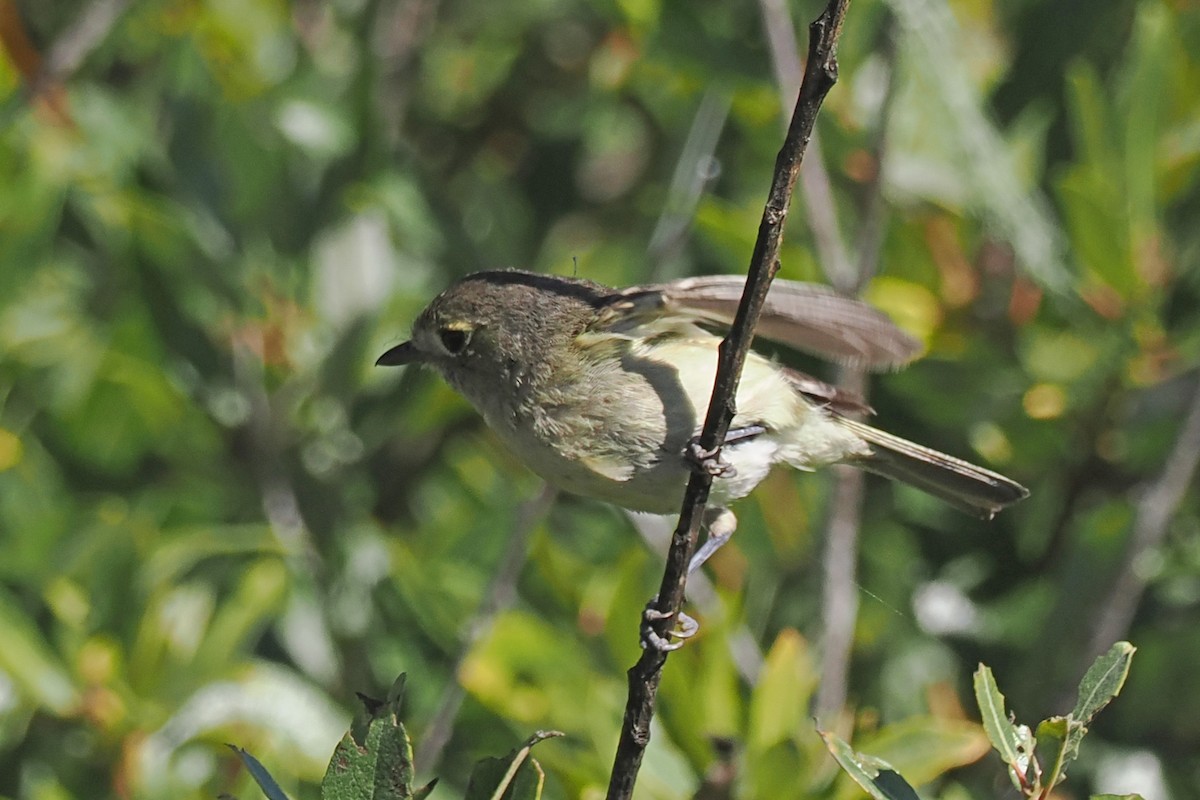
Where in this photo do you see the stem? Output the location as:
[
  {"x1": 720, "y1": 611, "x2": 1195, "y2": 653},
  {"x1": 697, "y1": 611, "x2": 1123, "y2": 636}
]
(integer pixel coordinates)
[{"x1": 604, "y1": 3, "x2": 852, "y2": 797}]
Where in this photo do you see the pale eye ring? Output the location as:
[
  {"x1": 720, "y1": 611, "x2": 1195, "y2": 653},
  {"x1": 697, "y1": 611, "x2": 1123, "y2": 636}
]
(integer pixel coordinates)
[{"x1": 439, "y1": 327, "x2": 470, "y2": 354}]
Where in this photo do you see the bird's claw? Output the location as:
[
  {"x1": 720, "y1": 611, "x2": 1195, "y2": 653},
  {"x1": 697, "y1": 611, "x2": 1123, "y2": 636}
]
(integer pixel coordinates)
[
  {"x1": 685, "y1": 439, "x2": 737, "y2": 478},
  {"x1": 640, "y1": 602, "x2": 700, "y2": 652},
  {"x1": 684, "y1": 427, "x2": 766, "y2": 478}
]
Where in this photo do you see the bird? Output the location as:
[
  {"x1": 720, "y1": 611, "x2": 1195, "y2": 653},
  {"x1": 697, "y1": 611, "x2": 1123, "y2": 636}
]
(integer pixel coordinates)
[{"x1": 377, "y1": 269, "x2": 1028, "y2": 576}]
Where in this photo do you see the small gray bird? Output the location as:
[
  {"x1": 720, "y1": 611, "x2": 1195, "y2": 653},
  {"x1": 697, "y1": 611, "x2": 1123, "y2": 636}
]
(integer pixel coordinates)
[{"x1": 378, "y1": 269, "x2": 1027, "y2": 571}]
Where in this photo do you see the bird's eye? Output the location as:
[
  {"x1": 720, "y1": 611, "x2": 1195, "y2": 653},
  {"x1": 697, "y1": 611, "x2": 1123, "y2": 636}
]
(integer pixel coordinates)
[{"x1": 439, "y1": 327, "x2": 470, "y2": 354}]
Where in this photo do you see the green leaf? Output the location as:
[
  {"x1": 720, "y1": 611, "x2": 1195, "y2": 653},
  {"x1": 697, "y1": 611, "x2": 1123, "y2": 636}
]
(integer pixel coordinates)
[
  {"x1": 1033, "y1": 715, "x2": 1073, "y2": 789},
  {"x1": 748, "y1": 629, "x2": 817, "y2": 753},
  {"x1": 229, "y1": 745, "x2": 292, "y2": 800},
  {"x1": 0, "y1": 586, "x2": 78, "y2": 713},
  {"x1": 1072, "y1": 642, "x2": 1136, "y2": 725},
  {"x1": 973, "y1": 664, "x2": 1036, "y2": 792},
  {"x1": 464, "y1": 730, "x2": 563, "y2": 800},
  {"x1": 1091, "y1": 795, "x2": 1145, "y2": 799},
  {"x1": 843, "y1": 716, "x2": 989, "y2": 791},
  {"x1": 1120, "y1": 3, "x2": 1172, "y2": 253},
  {"x1": 819, "y1": 729, "x2": 919, "y2": 800},
  {"x1": 322, "y1": 674, "x2": 422, "y2": 800},
  {"x1": 973, "y1": 665, "x2": 1026, "y2": 780}
]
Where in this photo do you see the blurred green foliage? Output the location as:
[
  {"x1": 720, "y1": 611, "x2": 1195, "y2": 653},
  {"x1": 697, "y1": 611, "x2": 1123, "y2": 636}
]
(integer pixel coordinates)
[{"x1": 0, "y1": 0, "x2": 1198, "y2": 798}]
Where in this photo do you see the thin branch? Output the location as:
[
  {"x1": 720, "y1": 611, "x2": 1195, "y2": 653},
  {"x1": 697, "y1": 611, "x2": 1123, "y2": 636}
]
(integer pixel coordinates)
[
  {"x1": 647, "y1": 88, "x2": 732, "y2": 278},
  {"x1": 814, "y1": 375, "x2": 867, "y2": 719},
  {"x1": 1085, "y1": 376, "x2": 1200, "y2": 662},
  {"x1": 41, "y1": 0, "x2": 129, "y2": 81},
  {"x1": 638, "y1": 90, "x2": 759, "y2": 686},
  {"x1": 850, "y1": 22, "x2": 899, "y2": 290},
  {"x1": 416, "y1": 485, "x2": 557, "y2": 775},
  {"x1": 814, "y1": 21, "x2": 898, "y2": 720},
  {"x1": 628, "y1": 514, "x2": 764, "y2": 684},
  {"x1": 605, "y1": 3, "x2": 852, "y2": 797},
  {"x1": 758, "y1": 0, "x2": 854, "y2": 290}
]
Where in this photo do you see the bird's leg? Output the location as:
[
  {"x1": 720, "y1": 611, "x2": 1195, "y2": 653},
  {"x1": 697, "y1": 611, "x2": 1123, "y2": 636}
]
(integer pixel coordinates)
[
  {"x1": 639, "y1": 507, "x2": 738, "y2": 651},
  {"x1": 689, "y1": 506, "x2": 737, "y2": 574},
  {"x1": 684, "y1": 425, "x2": 767, "y2": 478},
  {"x1": 640, "y1": 603, "x2": 700, "y2": 652}
]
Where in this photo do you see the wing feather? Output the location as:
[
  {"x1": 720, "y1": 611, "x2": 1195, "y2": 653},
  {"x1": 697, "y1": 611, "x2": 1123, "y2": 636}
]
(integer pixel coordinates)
[{"x1": 604, "y1": 276, "x2": 921, "y2": 370}]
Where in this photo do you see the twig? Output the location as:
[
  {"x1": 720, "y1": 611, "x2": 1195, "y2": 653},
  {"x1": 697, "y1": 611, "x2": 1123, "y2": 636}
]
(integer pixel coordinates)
[
  {"x1": 813, "y1": 21, "x2": 898, "y2": 720},
  {"x1": 640, "y1": 88, "x2": 760, "y2": 687},
  {"x1": 758, "y1": 0, "x2": 854, "y2": 290},
  {"x1": 1085, "y1": 376, "x2": 1200, "y2": 662},
  {"x1": 416, "y1": 485, "x2": 556, "y2": 774},
  {"x1": 41, "y1": 0, "x2": 129, "y2": 81},
  {"x1": 647, "y1": 88, "x2": 732, "y2": 278},
  {"x1": 884, "y1": 0, "x2": 1071, "y2": 293},
  {"x1": 627, "y1": 514, "x2": 764, "y2": 684},
  {"x1": 813, "y1": 378, "x2": 867, "y2": 719},
  {"x1": 605, "y1": 3, "x2": 852, "y2": 797}
]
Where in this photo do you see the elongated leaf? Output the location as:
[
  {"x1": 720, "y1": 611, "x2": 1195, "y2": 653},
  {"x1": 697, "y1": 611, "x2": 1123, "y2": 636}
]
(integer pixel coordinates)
[
  {"x1": 842, "y1": 715, "x2": 988, "y2": 793},
  {"x1": 973, "y1": 666, "x2": 1023, "y2": 768},
  {"x1": 819, "y1": 729, "x2": 919, "y2": 800},
  {"x1": 1072, "y1": 642, "x2": 1135, "y2": 725},
  {"x1": 974, "y1": 664, "x2": 1037, "y2": 792},
  {"x1": 464, "y1": 730, "x2": 563, "y2": 800},
  {"x1": 1034, "y1": 716, "x2": 1073, "y2": 789},
  {"x1": 0, "y1": 586, "x2": 78, "y2": 713},
  {"x1": 229, "y1": 745, "x2": 292, "y2": 800},
  {"x1": 748, "y1": 629, "x2": 817, "y2": 753}
]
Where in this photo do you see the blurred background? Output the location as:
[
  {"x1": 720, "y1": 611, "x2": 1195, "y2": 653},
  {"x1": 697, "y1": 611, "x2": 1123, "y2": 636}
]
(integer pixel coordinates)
[{"x1": 1, "y1": 0, "x2": 1198, "y2": 797}]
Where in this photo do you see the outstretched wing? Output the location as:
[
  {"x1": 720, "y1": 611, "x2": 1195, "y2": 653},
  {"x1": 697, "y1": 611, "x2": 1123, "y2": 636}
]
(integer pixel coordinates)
[{"x1": 595, "y1": 275, "x2": 921, "y2": 370}]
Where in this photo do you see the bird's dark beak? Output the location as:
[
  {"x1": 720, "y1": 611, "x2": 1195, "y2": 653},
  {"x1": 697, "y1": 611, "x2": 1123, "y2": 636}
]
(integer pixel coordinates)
[{"x1": 376, "y1": 341, "x2": 420, "y2": 366}]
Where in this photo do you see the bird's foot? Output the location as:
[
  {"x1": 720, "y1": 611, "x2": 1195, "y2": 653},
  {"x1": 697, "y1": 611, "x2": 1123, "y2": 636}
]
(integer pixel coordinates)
[
  {"x1": 688, "y1": 507, "x2": 738, "y2": 574},
  {"x1": 684, "y1": 426, "x2": 766, "y2": 478},
  {"x1": 640, "y1": 601, "x2": 700, "y2": 652},
  {"x1": 685, "y1": 439, "x2": 735, "y2": 478}
]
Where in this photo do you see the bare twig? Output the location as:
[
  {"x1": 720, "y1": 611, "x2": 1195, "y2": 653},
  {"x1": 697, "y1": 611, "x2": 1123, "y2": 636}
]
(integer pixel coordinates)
[
  {"x1": 850, "y1": 23, "x2": 898, "y2": 290},
  {"x1": 1085, "y1": 377, "x2": 1200, "y2": 662},
  {"x1": 758, "y1": 0, "x2": 854, "y2": 289},
  {"x1": 628, "y1": 514, "x2": 764, "y2": 684},
  {"x1": 647, "y1": 88, "x2": 732, "y2": 278},
  {"x1": 41, "y1": 0, "x2": 129, "y2": 81},
  {"x1": 884, "y1": 0, "x2": 1071, "y2": 292},
  {"x1": 416, "y1": 485, "x2": 557, "y2": 774},
  {"x1": 640, "y1": 88, "x2": 759, "y2": 686},
  {"x1": 605, "y1": 3, "x2": 852, "y2": 797},
  {"x1": 814, "y1": 22, "x2": 898, "y2": 720},
  {"x1": 813, "y1": 374, "x2": 867, "y2": 719},
  {"x1": 760, "y1": 0, "x2": 897, "y2": 721}
]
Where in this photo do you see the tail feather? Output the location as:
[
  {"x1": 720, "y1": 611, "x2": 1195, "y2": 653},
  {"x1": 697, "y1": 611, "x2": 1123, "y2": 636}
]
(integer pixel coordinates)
[{"x1": 835, "y1": 416, "x2": 1028, "y2": 519}]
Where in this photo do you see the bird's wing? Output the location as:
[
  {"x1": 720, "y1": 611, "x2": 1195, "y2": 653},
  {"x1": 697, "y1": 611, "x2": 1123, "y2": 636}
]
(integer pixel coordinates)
[
  {"x1": 778, "y1": 367, "x2": 875, "y2": 416},
  {"x1": 596, "y1": 276, "x2": 921, "y2": 370}
]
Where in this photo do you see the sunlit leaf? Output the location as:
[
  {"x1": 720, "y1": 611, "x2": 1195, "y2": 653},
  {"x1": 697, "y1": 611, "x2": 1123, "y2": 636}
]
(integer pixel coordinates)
[
  {"x1": 1033, "y1": 715, "x2": 1072, "y2": 789},
  {"x1": 841, "y1": 716, "x2": 989, "y2": 793},
  {"x1": 322, "y1": 675, "x2": 422, "y2": 800},
  {"x1": 820, "y1": 729, "x2": 919, "y2": 800},
  {"x1": 0, "y1": 586, "x2": 78, "y2": 713},
  {"x1": 1072, "y1": 642, "x2": 1135, "y2": 726},
  {"x1": 464, "y1": 730, "x2": 562, "y2": 800},
  {"x1": 747, "y1": 629, "x2": 817, "y2": 754},
  {"x1": 973, "y1": 664, "x2": 1027, "y2": 788}
]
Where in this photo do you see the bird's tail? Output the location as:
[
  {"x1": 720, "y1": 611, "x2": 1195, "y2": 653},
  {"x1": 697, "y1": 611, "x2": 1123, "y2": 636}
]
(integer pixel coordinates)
[{"x1": 835, "y1": 416, "x2": 1028, "y2": 519}]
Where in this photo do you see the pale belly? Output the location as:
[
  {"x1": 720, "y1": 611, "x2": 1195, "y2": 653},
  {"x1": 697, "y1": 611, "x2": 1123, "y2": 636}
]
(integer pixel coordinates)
[
  {"x1": 491, "y1": 417, "x2": 786, "y2": 514},
  {"x1": 485, "y1": 397, "x2": 864, "y2": 515},
  {"x1": 473, "y1": 337, "x2": 869, "y2": 514}
]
